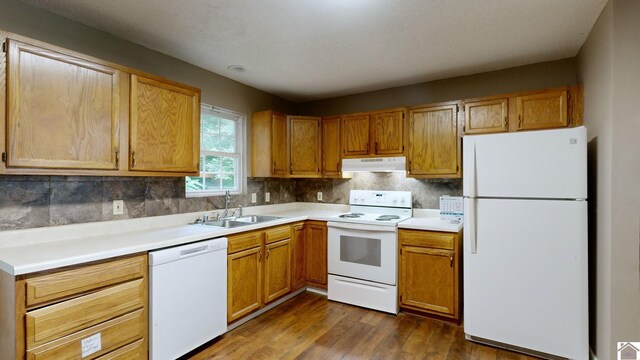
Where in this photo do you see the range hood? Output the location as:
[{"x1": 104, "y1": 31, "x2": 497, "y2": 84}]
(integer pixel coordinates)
[{"x1": 341, "y1": 156, "x2": 406, "y2": 172}]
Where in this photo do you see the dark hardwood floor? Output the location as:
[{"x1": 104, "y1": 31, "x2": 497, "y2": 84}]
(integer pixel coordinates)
[{"x1": 188, "y1": 292, "x2": 538, "y2": 360}]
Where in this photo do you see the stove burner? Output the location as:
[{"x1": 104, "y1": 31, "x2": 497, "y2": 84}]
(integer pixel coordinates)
[
  {"x1": 376, "y1": 215, "x2": 401, "y2": 221},
  {"x1": 339, "y1": 213, "x2": 364, "y2": 218}
]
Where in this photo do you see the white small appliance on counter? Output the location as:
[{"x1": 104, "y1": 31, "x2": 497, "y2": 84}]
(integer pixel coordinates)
[
  {"x1": 327, "y1": 190, "x2": 412, "y2": 314},
  {"x1": 149, "y1": 238, "x2": 228, "y2": 360},
  {"x1": 463, "y1": 127, "x2": 588, "y2": 359}
]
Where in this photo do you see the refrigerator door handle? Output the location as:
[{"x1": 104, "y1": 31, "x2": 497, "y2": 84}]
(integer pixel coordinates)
[
  {"x1": 471, "y1": 143, "x2": 477, "y2": 197},
  {"x1": 469, "y1": 198, "x2": 477, "y2": 254}
]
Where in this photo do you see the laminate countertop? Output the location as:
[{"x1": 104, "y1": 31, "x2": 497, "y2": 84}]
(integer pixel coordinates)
[{"x1": 0, "y1": 203, "x2": 461, "y2": 276}]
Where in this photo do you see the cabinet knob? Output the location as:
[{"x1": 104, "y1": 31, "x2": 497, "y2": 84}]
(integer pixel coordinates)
[
  {"x1": 131, "y1": 151, "x2": 136, "y2": 168},
  {"x1": 258, "y1": 250, "x2": 262, "y2": 262},
  {"x1": 114, "y1": 149, "x2": 120, "y2": 168},
  {"x1": 503, "y1": 116, "x2": 508, "y2": 129}
]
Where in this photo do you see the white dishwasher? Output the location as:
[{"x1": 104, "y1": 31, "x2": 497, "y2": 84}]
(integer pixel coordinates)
[{"x1": 149, "y1": 238, "x2": 227, "y2": 360}]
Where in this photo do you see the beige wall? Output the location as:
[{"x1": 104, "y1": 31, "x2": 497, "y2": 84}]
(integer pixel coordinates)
[
  {"x1": 577, "y1": 1, "x2": 640, "y2": 359},
  {"x1": 577, "y1": 2, "x2": 614, "y2": 358},
  {"x1": 609, "y1": 0, "x2": 640, "y2": 356},
  {"x1": 299, "y1": 58, "x2": 577, "y2": 116}
]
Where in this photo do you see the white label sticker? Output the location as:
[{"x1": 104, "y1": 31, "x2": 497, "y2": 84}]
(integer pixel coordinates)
[{"x1": 81, "y1": 333, "x2": 101, "y2": 358}]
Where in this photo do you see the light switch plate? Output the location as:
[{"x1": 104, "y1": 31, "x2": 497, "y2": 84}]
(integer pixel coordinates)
[
  {"x1": 251, "y1": 193, "x2": 257, "y2": 203},
  {"x1": 113, "y1": 200, "x2": 124, "y2": 215},
  {"x1": 265, "y1": 192, "x2": 271, "y2": 202},
  {"x1": 317, "y1": 192, "x2": 323, "y2": 201}
]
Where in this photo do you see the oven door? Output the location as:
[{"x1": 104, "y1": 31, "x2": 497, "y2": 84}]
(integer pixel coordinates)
[{"x1": 327, "y1": 221, "x2": 397, "y2": 286}]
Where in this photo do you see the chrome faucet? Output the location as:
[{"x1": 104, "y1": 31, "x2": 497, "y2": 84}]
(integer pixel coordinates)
[{"x1": 223, "y1": 190, "x2": 231, "y2": 218}]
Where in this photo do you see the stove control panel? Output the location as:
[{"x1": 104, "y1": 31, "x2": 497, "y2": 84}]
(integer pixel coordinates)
[{"x1": 349, "y1": 190, "x2": 412, "y2": 208}]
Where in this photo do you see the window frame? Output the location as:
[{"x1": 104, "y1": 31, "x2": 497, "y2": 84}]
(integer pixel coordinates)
[{"x1": 186, "y1": 104, "x2": 245, "y2": 198}]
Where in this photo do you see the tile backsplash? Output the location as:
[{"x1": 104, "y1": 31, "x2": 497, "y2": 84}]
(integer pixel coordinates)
[{"x1": 0, "y1": 173, "x2": 461, "y2": 231}]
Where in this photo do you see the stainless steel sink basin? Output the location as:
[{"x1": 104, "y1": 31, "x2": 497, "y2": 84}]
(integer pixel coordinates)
[
  {"x1": 203, "y1": 220, "x2": 251, "y2": 228},
  {"x1": 235, "y1": 215, "x2": 282, "y2": 223}
]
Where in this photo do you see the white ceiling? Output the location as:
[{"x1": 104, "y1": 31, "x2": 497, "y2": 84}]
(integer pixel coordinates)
[{"x1": 23, "y1": 0, "x2": 607, "y2": 103}]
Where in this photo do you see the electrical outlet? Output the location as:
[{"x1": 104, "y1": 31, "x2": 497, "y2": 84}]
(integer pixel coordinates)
[
  {"x1": 265, "y1": 192, "x2": 271, "y2": 202},
  {"x1": 317, "y1": 192, "x2": 323, "y2": 201},
  {"x1": 251, "y1": 193, "x2": 257, "y2": 203},
  {"x1": 113, "y1": 200, "x2": 124, "y2": 215}
]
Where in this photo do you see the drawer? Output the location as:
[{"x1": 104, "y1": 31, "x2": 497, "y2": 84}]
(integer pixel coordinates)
[
  {"x1": 228, "y1": 231, "x2": 263, "y2": 254},
  {"x1": 26, "y1": 255, "x2": 146, "y2": 308},
  {"x1": 399, "y1": 230, "x2": 455, "y2": 250},
  {"x1": 97, "y1": 339, "x2": 145, "y2": 360},
  {"x1": 264, "y1": 225, "x2": 291, "y2": 244},
  {"x1": 26, "y1": 279, "x2": 145, "y2": 348},
  {"x1": 26, "y1": 309, "x2": 145, "y2": 360}
]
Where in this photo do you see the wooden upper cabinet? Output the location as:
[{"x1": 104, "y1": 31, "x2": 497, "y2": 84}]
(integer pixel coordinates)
[
  {"x1": 129, "y1": 74, "x2": 200, "y2": 173},
  {"x1": 341, "y1": 114, "x2": 370, "y2": 157},
  {"x1": 515, "y1": 89, "x2": 568, "y2": 131},
  {"x1": 289, "y1": 116, "x2": 321, "y2": 177},
  {"x1": 408, "y1": 103, "x2": 461, "y2": 178},
  {"x1": 272, "y1": 113, "x2": 288, "y2": 176},
  {"x1": 5, "y1": 39, "x2": 122, "y2": 170},
  {"x1": 463, "y1": 86, "x2": 581, "y2": 135},
  {"x1": 251, "y1": 111, "x2": 287, "y2": 177},
  {"x1": 321, "y1": 116, "x2": 341, "y2": 177},
  {"x1": 464, "y1": 97, "x2": 508, "y2": 134},
  {"x1": 372, "y1": 110, "x2": 404, "y2": 155}
]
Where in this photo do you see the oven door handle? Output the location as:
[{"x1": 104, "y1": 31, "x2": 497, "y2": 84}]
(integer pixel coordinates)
[{"x1": 327, "y1": 221, "x2": 397, "y2": 233}]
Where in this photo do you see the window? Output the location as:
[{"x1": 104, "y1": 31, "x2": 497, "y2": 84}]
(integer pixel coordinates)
[{"x1": 186, "y1": 104, "x2": 244, "y2": 197}]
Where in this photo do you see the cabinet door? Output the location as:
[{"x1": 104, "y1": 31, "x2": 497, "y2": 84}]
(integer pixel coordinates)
[
  {"x1": 464, "y1": 98, "x2": 508, "y2": 134},
  {"x1": 292, "y1": 223, "x2": 307, "y2": 290},
  {"x1": 305, "y1": 222, "x2": 327, "y2": 288},
  {"x1": 129, "y1": 74, "x2": 200, "y2": 173},
  {"x1": 264, "y1": 238, "x2": 292, "y2": 303},
  {"x1": 289, "y1": 116, "x2": 321, "y2": 177},
  {"x1": 408, "y1": 104, "x2": 460, "y2": 178},
  {"x1": 342, "y1": 114, "x2": 370, "y2": 157},
  {"x1": 6, "y1": 39, "x2": 121, "y2": 170},
  {"x1": 322, "y1": 116, "x2": 342, "y2": 177},
  {"x1": 271, "y1": 113, "x2": 288, "y2": 176},
  {"x1": 400, "y1": 246, "x2": 455, "y2": 315},
  {"x1": 372, "y1": 110, "x2": 404, "y2": 155},
  {"x1": 227, "y1": 247, "x2": 262, "y2": 323},
  {"x1": 515, "y1": 90, "x2": 568, "y2": 131}
]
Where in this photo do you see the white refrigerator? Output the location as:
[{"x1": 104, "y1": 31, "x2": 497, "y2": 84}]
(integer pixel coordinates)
[{"x1": 463, "y1": 126, "x2": 588, "y2": 359}]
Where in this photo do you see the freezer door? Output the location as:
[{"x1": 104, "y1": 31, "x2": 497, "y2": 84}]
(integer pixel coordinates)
[
  {"x1": 463, "y1": 127, "x2": 587, "y2": 199},
  {"x1": 463, "y1": 198, "x2": 588, "y2": 359}
]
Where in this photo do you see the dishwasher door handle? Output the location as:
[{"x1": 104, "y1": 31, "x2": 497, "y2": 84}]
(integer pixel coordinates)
[{"x1": 180, "y1": 245, "x2": 208, "y2": 257}]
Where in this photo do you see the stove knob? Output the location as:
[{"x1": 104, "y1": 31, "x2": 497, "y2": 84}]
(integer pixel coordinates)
[
  {"x1": 392, "y1": 197, "x2": 398, "y2": 203},
  {"x1": 400, "y1": 197, "x2": 406, "y2": 204}
]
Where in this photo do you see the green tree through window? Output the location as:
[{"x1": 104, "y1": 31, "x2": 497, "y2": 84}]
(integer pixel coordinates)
[{"x1": 186, "y1": 105, "x2": 244, "y2": 196}]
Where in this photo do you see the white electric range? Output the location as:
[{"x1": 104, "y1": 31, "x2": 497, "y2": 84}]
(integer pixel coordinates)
[{"x1": 327, "y1": 190, "x2": 412, "y2": 314}]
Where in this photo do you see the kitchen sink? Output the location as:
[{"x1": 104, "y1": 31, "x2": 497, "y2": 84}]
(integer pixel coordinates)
[
  {"x1": 193, "y1": 214, "x2": 283, "y2": 228},
  {"x1": 202, "y1": 220, "x2": 251, "y2": 228},
  {"x1": 235, "y1": 215, "x2": 283, "y2": 223}
]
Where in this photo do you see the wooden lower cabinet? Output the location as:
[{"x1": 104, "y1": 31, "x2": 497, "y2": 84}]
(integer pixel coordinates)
[
  {"x1": 227, "y1": 225, "x2": 293, "y2": 323},
  {"x1": 264, "y1": 239, "x2": 292, "y2": 303},
  {"x1": 305, "y1": 221, "x2": 328, "y2": 289},
  {"x1": 399, "y1": 229, "x2": 462, "y2": 323},
  {"x1": 227, "y1": 246, "x2": 263, "y2": 322},
  {"x1": 1, "y1": 254, "x2": 148, "y2": 360},
  {"x1": 291, "y1": 223, "x2": 307, "y2": 290}
]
